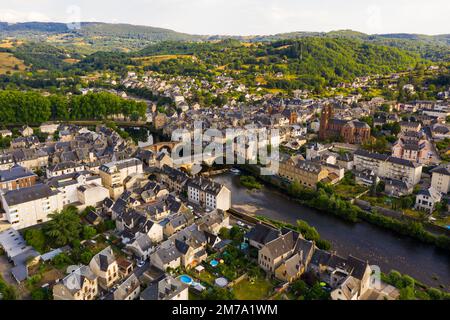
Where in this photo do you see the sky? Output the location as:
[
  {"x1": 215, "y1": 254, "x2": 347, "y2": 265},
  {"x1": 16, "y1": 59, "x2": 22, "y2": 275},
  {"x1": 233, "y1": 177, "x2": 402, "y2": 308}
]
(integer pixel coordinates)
[{"x1": 1, "y1": 0, "x2": 449, "y2": 36}]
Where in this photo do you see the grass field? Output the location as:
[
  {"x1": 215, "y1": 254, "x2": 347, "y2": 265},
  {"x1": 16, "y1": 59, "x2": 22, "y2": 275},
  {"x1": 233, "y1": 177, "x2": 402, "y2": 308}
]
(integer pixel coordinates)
[
  {"x1": 0, "y1": 39, "x2": 24, "y2": 48},
  {"x1": 0, "y1": 52, "x2": 27, "y2": 74}
]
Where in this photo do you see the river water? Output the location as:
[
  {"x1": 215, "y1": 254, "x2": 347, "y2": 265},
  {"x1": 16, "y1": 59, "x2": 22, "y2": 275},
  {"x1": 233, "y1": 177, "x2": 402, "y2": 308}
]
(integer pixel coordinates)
[{"x1": 212, "y1": 172, "x2": 450, "y2": 290}]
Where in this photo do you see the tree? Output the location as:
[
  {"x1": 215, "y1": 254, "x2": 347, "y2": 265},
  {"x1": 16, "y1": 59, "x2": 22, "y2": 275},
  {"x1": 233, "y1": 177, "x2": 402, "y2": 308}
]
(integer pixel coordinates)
[
  {"x1": 51, "y1": 253, "x2": 73, "y2": 269},
  {"x1": 43, "y1": 207, "x2": 82, "y2": 247}
]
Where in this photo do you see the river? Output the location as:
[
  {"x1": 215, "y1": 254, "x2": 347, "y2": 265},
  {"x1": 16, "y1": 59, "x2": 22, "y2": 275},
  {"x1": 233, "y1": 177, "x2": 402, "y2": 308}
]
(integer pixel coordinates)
[{"x1": 212, "y1": 172, "x2": 450, "y2": 290}]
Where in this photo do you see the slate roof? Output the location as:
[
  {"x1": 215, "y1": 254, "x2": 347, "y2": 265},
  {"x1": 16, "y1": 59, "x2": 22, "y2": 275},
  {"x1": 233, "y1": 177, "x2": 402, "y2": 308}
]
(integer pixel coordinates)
[
  {"x1": 3, "y1": 184, "x2": 57, "y2": 206},
  {"x1": 245, "y1": 223, "x2": 280, "y2": 246},
  {"x1": 0, "y1": 165, "x2": 36, "y2": 182}
]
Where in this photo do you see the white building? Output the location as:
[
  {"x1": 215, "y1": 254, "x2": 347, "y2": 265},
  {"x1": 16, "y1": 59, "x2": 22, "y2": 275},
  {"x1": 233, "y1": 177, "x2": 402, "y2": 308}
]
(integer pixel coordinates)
[
  {"x1": 430, "y1": 167, "x2": 450, "y2": 194},
  {"x1": 353, "y1": 150, "x2": 422, "y2": 187},
  {"x1": 415, "y1": 187, "x2": 442, "y2": 213},
  {"x1": 187, "y1": 177, "x2": 231, "y2": 211},
  {"x1": 99, "y1": 158, "x2": 143, "y2": 200},
  {"x1": 48, "y1": 172, "x2": 109, "y2": 210},
  {"x1": 0, "y1": 184, "x2": 62, "y2": 229},
  {"x1": 39, "y1": 123, "x2": 59, "y2": 134},
  {"x1": 46, "y1": 162, "x2": 86, "y2": 179}
]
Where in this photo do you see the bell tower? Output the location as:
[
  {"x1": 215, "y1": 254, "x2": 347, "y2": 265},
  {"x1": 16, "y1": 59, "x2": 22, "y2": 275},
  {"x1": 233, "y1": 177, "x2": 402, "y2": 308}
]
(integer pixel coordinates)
[{"x1": 319, "y1": 104, "x2": 333, "y2": 140}]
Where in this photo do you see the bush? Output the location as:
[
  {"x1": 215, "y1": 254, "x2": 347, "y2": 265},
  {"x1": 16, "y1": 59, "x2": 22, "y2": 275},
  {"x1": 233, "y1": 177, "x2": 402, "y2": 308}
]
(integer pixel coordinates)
[
  {"x1": 82, "y1": 226, "x2": 97, "y2": 240},
  {"x1": 239, "y1": 176, "x2": 262, "y2": 189},
  {"x1": 51, "y1": 253, "x2": 73, "y2": 269},
  {"x1": 80, "y1": 250, "x2": 94, "y2": 265},
  {"x1": 31, "y1": 288, "x2": 51, "y2": 300},
  {"x1": 23, "y1": 229, "x2": 47, "y2": 253}
]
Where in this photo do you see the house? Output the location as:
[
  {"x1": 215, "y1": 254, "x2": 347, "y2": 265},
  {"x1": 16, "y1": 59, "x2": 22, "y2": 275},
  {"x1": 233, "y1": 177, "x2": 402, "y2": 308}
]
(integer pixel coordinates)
[
  {"x1": 155, "y1": 152, "x2": 173, "y2": 169},
  {"x1": 399, "y1": 121, "x2": 421, "y2": 133},
  {"x1": 0, "y1": 165, "x2": 37, "y2": 191},
  {"x1": 171, "y1": 224, "x2": 208, "y2": 268},
  {"x1": 245, "y1": 223, "x2": 280, "y2": 250},
  {"x1": 336, "y1": 153, "x2": 354, "y2": 171},
  {"x1": 11, "y1": 136, "x2": 40, "y2": 149},
  {"x1": 99, "y1": 158, "x2": 143, "y2": 200},
  {"x1": 430, "y1": 167, "x2": 450, "y2": 194},
  {"x1": 140, "y1": 181, "x2": 169, "y2": 203},
  {"x1": 77, "y1": 183, "x2": 110, "y2": 210},
  {"x1": 0, "y1": 129, "x2": 12, "y2": 138},
  {"x1": 53, "y1": 265, "x2": 98, "y2": 300},
  {"x1": 116, "y1": 208, "x2": 164, "y2": 244},
  {"x1": 0, "y1": 184, "x2": 62, "y2": 230},
  {"x1": 140, "y1": 275, "x2": 188, "y2": 300},
  {"x1": 309, "y1": 251, "x2": 373, "y2": 300},
  {"x1": 46, "y1": 161, "x2": 86, "y2": 178},
  {"x1": 84, "y1": 208, "x2": 103, "y2": 226},
  {"x1": 197, "y1": 210, "x2": 230, "y2": 235},
  {"x1": 12, "y1": 149, "x2": 48, "y2": 170},
  {"x1": 39, "y1": 123, "x2": 59, "y2": 134},
  {"x1": 160, "y1": 165, "x2": 190, "y2": 193},
  {"x1": 274, "y1": 237, "x2": 315, "y2": 283},
  {"x1": 111, "y1": 274, "x2": 140, "y2": 300},
  {"x1": 415, "y1": 187, "x2": 442, "y2": 213},
  {"x1": 117, "y1": 258, "x2": 134, "y2": 278},
  {"x1": 329, "y1": 256, "x2": 372, "y2": 301},
  {"x1": 149, "y1": 241, "x2": 183, "y2": 271},
  {"x1": 126, "y1": 233, "x2": 154, "y2": 260},
  {"x1": 89, "y1": 246, "x2": 120, "y2": 290},
  {"x1": 354, "y1": 169, "x2": 379, "y2": 187},
  {"x1": 279, "y1": 158, "x2": 329, "y2": 190},
  {"x1": 19, "y1": 126, "x2": 33, "y2": 137},
  {"x1": 163, "y1": 212, "x2": 195, "y2": 237},
  {"x1": 187, "y1": 177, "x2": 231, "y2": 211},
  {"x1": 392, "y1": 133, "x2": 434, "y2": 165},
  {"x1": 384, "y1": 179, "x2": 413, "y2": 197},
  {"x1": 0, "y1": 153, "x2": 14, "y2": 170},
  {"x1": 258, "y1": 230, "x2": 313, "y2": 279}
]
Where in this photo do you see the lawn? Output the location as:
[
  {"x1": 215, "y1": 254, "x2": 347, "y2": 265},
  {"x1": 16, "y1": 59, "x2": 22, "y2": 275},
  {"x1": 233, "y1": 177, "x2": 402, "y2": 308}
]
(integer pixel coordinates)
[
  {"x1": 432, "y1": 214, "x2": 450, "y2": 228},
  {"x1": 186, "y1": 268, "x2": 216, "y2": 286},
  {"x1": 232, "y1": 277, "x2": 274, "y2": 300},
  {"x1": 334, "y1": 183, "x2": 368, "y2": 199}
]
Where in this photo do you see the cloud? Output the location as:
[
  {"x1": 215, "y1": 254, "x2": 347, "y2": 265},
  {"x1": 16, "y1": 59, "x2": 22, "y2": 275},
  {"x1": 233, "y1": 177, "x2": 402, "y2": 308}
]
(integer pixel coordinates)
[
  {"x1": 0, "y1": 9, "x2": 50, "y2": 23},
  {"x1": 0, "y1": 0, "x2": 448, "y2": 35}
]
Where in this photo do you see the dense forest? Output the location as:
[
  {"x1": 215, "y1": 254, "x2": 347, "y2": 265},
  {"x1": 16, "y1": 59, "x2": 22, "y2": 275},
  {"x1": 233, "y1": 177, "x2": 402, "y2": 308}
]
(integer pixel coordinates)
[
  {"x1": 137, "y1": 38, "x2": 423, "y2": 90},
  {"x1": 0, "y1": 90, "x2": 147, "y2": 124}
]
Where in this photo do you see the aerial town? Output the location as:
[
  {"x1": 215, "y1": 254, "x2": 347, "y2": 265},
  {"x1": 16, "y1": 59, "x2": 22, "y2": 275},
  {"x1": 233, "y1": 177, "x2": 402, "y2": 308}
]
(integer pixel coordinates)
[{"x1": 0, "y1": 1, "x2": 449, "y2": 304}]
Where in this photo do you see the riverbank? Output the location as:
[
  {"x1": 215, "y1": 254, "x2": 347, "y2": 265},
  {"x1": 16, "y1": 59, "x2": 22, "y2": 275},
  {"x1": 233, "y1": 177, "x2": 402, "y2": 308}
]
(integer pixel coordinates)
[
  {"x1": 228, "y1": 207, "x2": 450, "y2": 298},
  {"x1": 236, "y1": 164, "x2": 450, "y2": 253},
  {"x1": 212, "y1": 172, "x2": 450, "y2": 290}
]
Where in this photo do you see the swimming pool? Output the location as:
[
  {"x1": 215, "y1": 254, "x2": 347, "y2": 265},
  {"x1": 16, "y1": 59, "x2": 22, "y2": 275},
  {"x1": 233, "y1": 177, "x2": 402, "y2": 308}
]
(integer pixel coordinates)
[
  {"x1": 210, "y1": 259, "x2": 219, "y2": 267},
  {"x1": 179, "y1": 275, "x2": 193, "y2": 285}
]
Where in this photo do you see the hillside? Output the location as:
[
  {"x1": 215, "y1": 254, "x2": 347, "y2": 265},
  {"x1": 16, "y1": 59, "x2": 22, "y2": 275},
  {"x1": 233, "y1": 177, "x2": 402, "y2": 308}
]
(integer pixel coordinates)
[
  {"x1": 251, "y1": 30, "x2": 450, "y2": 61},
  {"x1": 0, "y1": 21, "x2": 203, "y2": 53},
  {"x1": 134, "y1": 38, "x2": 423, "y2": 91},
  {"x1": 0, "y1": 21, "x2": 448, "y2": 60}
]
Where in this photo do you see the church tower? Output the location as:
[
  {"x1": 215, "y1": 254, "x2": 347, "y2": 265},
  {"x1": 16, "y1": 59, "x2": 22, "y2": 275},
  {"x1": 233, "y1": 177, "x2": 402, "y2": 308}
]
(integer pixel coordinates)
[{"x1": 319, "y1": 104, "x2": 333, "y2": 140}]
